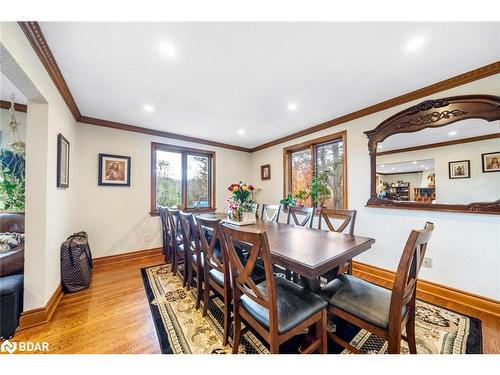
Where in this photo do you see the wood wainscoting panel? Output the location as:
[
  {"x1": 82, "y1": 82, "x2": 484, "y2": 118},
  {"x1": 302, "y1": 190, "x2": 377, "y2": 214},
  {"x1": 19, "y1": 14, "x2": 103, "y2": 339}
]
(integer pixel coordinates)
[{"x1": 352, "y1": 261, "x2": 500, "y2": 319}]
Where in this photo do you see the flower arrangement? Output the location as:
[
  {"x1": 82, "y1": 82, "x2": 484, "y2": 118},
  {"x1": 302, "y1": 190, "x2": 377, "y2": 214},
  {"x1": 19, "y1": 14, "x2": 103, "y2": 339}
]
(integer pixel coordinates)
[{"x1": 227, "y1": 182, "x2": 256, "y2": 221}]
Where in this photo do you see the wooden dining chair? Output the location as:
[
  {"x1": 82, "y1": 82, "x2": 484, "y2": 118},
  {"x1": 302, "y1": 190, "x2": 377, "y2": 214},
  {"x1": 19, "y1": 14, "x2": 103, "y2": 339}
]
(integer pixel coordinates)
[
  {"x1": 167, "y1": 208, "x2": 184, "y2": 278},
  {"x1": 260, "y1": 204, "x2": 282, "y2": 222},
  {"x1": 286, "y1": 206, "x2": 315, "y2": 228},
  {"x1": 196, "y1": 216, "x2": 232, "y2": 346},
  {"x1": 157, "y1": 206, "x2": 170, "y2": 263},
  {"x1": 221, "y1": 223, "x2": 328, "y2": 354},
  {"x1": 319, "y1": 222, "x2": 434, "y2": 354},
  {"x1": 317, "y1": 208, "x2": 357, "y2": 275},
  {"x1": 178, "y1": 212, "x2": 203, "y2": 304}
]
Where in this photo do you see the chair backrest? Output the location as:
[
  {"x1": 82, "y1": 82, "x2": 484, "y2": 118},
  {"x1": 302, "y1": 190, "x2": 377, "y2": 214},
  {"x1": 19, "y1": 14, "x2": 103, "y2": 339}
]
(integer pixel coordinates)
[
  {"x1": 317, "y1": 208, "x2": 356, "y2": 235},
  {"x1": 179, "y1": 211, "x2": 202, "y2": 259},
  {"x1": 286, "y1": 206, "x2": 315, "y2": 227},
  {"x1": 221, "y1": 224, "x2": 278, "y2": 332},
  {"x1": 260, "y1": 204, "x2": 281, "y2": 222},
  {"x1": 166, "y1": 208, "x2": 181, "y2": 238},
  {"x1": 157, "y1": 206, "x2": 168, "y2": 231},
  {"x1": 388, "y1": 222, "x2": 434, "y2": 332},
  {"x1": 196, "y1": 216, "x2": 230, "y2": 281}
]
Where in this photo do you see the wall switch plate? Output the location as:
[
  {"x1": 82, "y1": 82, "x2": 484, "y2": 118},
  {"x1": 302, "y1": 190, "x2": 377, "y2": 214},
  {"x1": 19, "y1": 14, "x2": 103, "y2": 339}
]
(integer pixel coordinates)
[{"x1": 423, "y1": 257, "x2": 432, "y2": 268}]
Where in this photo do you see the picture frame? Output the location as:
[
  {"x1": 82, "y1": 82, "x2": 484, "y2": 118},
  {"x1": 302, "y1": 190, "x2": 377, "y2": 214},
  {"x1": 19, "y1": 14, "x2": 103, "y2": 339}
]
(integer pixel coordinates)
[
  {"x1": 261, "y1": 164, "x2": 271, "y2": 180},
  {"x1": 448, "y1": 160, "x2": 470, "y2": 179},
  {"x1": 98, "y1": 153, "x2": 131, "y2": 186},
  {"x1": 481, "y1": 151, "x2": 500, "y2": 173},
  {"x1": 57, "y1": 133, "x2": 70, "y2": 188}
]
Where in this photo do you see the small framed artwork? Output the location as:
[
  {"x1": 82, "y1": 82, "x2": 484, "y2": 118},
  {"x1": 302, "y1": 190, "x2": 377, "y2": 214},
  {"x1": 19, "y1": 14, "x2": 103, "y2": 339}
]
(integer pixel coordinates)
[
  {"x1": 98, "y1": 154, "x2": 131, "y2": 186},
  {"x1": 448, "y1": 160, "x2": 470, "y2": 179},
  {"x1": 261, "y1": 164, "x2": 271, "y2": 180},
  {"x1": 481, "y1": 152, "x2": 500, "y2": 173},
  {"x1": 57, "y1": 133, "x2": 70, "y2": 188}
]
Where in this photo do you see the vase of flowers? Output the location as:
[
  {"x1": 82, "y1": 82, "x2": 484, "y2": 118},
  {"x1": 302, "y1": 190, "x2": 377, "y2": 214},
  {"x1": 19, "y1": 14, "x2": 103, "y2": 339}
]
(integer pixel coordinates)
[{"x1": 227, "y1": 182, "x2": 256, "y2": 222}]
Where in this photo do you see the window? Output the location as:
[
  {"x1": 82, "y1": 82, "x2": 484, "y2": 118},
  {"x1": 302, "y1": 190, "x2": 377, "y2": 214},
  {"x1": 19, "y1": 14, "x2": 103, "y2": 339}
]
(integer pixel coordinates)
[
  {"x1": 151, "y1": 142, "x2": 215, "y2": 214},
  {"x1": 284, "y1": 131, "x2": 347, "y2": 209}
]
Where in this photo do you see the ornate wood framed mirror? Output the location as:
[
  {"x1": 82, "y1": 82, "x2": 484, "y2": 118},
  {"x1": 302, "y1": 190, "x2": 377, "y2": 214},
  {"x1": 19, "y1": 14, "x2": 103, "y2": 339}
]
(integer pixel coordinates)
[{"x1": 364, "y1": 95, "x2": 500, "y2": 214}]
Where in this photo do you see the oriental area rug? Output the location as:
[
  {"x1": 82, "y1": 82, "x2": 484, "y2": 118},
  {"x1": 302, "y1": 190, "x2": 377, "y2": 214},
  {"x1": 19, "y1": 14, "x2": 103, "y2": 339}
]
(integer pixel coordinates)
[{"x1": 141, "y1": 263, "x2": 482, "y2": 354}]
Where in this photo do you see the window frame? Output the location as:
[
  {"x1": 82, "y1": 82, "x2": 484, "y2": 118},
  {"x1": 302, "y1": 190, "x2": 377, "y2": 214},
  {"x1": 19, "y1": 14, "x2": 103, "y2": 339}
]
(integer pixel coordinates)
[
  {"x1": 283, "y1": 131, "x2": 348, "y2": 209},
  {"x1": 150, "y1": 142, "x2": 216, "y2": 215}
]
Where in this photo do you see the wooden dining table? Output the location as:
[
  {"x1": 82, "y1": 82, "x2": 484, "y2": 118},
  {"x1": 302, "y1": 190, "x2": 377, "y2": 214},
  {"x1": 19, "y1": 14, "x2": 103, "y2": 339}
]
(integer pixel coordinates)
[{"x1": 197, "y1": 212, "x2": 375, "y2": 291}]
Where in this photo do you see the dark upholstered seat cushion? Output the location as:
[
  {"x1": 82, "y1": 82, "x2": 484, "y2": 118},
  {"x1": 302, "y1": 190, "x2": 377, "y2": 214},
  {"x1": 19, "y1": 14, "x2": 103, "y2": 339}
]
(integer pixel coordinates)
[
  {"x1": 318, "y1": 275, "x2": 406, "y2": 329},
  {"x1": 240, "y1": 277, "x2": 327, "y2": 334}
]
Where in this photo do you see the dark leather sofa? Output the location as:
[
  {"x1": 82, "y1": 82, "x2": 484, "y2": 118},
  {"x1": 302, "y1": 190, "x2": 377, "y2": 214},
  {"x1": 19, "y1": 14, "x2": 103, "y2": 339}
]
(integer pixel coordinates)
[{"x1": 0, "y1": 213, "x2": 25, "y2": 339}]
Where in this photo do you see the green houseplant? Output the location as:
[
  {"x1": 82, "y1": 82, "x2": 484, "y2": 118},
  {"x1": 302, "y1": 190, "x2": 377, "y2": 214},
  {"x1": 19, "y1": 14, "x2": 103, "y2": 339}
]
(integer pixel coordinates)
[
  {"x1": 279, "y1": 193, "x2": 296, "y2": 209},
  {"x1": 0, "y1": 149, "x2": 25, "y2": 211}
]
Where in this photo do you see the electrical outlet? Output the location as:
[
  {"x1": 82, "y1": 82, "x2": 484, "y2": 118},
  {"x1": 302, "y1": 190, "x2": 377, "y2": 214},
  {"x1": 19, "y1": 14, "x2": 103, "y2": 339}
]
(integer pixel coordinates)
[{"x1": 423, "y1": 257, "x2": 432, "y2": 268}]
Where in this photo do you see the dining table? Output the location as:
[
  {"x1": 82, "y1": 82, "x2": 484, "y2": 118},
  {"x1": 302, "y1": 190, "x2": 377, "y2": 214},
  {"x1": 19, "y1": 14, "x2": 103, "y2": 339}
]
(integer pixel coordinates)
[{"x1": 196, "y1": 212, "x2": 376, "y2": 291}]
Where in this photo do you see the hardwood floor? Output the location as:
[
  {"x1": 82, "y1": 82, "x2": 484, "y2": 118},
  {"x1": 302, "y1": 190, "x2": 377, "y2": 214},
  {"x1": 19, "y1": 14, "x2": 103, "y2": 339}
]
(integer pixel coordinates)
[
  {"x1": 12, "y1": 252, "x2": 164, "y2": 354},
  {"x1": 10, "y1": 251, "x2": 500, "y2": 354}
]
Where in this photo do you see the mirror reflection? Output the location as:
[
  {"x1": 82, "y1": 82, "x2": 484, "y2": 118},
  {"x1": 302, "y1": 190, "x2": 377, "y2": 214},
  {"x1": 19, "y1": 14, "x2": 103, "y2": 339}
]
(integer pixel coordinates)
[{"x1": 376, "y1": 119, "x2": 500, "y2": 205}]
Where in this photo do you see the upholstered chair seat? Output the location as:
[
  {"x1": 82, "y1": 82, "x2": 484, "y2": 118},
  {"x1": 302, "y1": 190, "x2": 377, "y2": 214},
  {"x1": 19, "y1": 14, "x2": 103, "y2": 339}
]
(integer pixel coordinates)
[
  {"x1": 241, "y1": 277, "x2": 327, "y2": 334},
  {"x1": 319, "y1": 275, "x2": 406, "y2": 329}
]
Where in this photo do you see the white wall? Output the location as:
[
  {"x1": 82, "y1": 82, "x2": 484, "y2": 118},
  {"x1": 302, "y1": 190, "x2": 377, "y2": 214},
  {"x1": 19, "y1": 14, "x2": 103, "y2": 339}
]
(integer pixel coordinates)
[
  {"x1": 1, "y1": 22, "x2": 81, "y2": 309},
  {"x1": 378, "y1": 138, "x2": 500, "y2": 204},
  {"x1": 250, "y1": 74, "x2": 500, "y2": 300},
  {"x1": 75, "y1": 123, "x2": 252, "y2": 258}
]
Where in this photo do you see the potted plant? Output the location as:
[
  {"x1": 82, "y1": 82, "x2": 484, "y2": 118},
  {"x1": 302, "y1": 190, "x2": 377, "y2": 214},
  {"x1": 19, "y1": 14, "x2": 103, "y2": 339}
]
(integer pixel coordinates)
[
  {"x1": 279, "y1": 193, "x2": 296, "y2": 210},
  {"x1": 294, "y1": 190, "x2": 310, "y2": 207},
  {"x1": 227, "y1": 182, "x2": 256, "y2": 222},
  {"x1": 309, "y1": 172, "x2": 332, "y2": 208}
]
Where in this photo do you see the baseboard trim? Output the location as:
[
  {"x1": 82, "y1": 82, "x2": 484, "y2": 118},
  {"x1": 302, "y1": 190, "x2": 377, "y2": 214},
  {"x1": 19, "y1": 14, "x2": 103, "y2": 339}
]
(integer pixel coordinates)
[
  {"x1": 93, "y1": 247, "x2": 163, "y2": 266},
  {"x1": 18, "y1": 284, "x2": 63, "y2": 331},
  {"x1": 352, "y1": 261, "x2": 500, "y2": 319}
]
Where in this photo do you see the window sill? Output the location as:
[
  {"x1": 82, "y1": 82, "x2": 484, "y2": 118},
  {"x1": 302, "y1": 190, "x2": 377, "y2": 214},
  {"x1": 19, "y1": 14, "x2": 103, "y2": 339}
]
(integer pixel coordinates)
[{"x1": 150, "y1": 207, "x2": 217, "y2": 217}]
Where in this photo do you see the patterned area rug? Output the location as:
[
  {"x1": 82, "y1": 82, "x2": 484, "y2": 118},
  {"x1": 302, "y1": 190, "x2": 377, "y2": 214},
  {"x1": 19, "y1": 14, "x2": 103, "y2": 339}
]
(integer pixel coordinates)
[{"x1": 141, "y1": 264, "x2": 482, "y2": 354}]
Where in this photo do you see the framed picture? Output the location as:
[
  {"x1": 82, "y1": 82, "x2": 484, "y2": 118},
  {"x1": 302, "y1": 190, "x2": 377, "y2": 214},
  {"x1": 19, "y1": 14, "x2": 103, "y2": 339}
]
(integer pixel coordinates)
[
  {"x1": 261, "y1": 164, "x2": 271, "y2": 180},
  {"x1": 448, "y1": 160, "x2": 470, "y2": 179},
  {"x1": 481, "y1": 151, "x2": 500, "y2": 173},
  {"x1": 98, "y1": 154, "x2": 131, "y2": 186},
  {"x1": 57, "y1": 133, "x2": 70, "y2": 188}
]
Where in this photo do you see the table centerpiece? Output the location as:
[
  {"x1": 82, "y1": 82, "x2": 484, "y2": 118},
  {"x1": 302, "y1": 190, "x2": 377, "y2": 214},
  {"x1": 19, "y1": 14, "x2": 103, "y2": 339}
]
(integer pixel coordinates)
[{"x1": 227, "y1": 182, "x2": 257, "y2": 224}]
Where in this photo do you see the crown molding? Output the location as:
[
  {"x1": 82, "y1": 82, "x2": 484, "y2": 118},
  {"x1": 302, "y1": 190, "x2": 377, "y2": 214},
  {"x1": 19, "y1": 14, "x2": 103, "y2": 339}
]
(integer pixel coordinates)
[
  {"x1": 249, "y1": 61, "x2": 500, "y2": 152},
  {"x1": 0, "y1": 99, "x2": 28, "y2": 112},
  {"x1": 78, "y1": 115, "x2": 252, "y2": 152},
  {"x1": 18, "y1": 21, "x2": 81, "y2": 120},
  {"x1": 18, "y1": 22, "x2": 500, "y2": 154}
]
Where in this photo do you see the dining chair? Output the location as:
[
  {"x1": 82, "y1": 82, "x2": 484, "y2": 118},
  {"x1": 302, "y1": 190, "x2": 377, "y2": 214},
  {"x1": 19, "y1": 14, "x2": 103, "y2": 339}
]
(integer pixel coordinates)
[
  {"x1": 196, "y1": 216, "x2": 232, "y2": 346},
  {"x1": 167, "y1": 208, "x2": 185, "y2": 278},
  {"x1": 286, "y1": 206, "x2": 315, "y2": 228},
  {"x1": 157, "y1": 206, "x2": 170, "y2": 262},
  {"x1": 260, "y1": 204, "x2": 282, "y2": 222},
  {"x1": 221, "y1": 223, "x2": 328, "y2": 354},
  {"x1": 317, "y1": 208, "x2": 357, "y2": 275},
  {"x1": 318, "y1": 222, "x2": 434, "y2": 354},
  {"x1": 179, "y1": 212, "x2": 203, "y2": 304}
]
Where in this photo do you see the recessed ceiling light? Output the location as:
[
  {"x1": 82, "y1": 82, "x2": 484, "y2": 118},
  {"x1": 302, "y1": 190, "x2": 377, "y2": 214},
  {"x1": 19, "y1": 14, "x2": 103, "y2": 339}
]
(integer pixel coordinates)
[
  {"x1": 377, "y1": 144, "x2": 383, "y2": 149},
  {"x1": 159, "y1": 42, "x2": 176, "y2": 58},
  {"x1": 287, "y1": 102, "x2": 298, "y2": 112},
  {"x1": 391, "y1": 167, "x2": 396, "y2": 170},
  {"x1": 448, "y1": 131, "x2": 457, "y2": 136},
  {"x1": 143, "y1": 104, "x2": 154, "y2": 112},
  {"x1": 406, "y1": 36, "x2": 426, "y2": 52},
  {"x1": 412, "y1": 161, "x2": 417, "y2": 164},
  {"x1": 425, "y1": 167, "x2": 429, "y2": 170},
  {"x1": 420, "y1": 165, "x2": 425, "y2": 168},
  {"x1": 237, "y1": 129, "x2": 245, "y2": 136},
  {"x1": 380, "y1": 164, "x2": 385, "y2": 167}
]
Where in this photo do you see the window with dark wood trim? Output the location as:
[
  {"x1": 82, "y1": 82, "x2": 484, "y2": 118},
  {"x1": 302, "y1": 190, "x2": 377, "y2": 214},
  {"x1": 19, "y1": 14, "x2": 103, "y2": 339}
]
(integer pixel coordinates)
[
  {"x1": 283, "y1": 131, "x2": 347, "y2": 209},
  {"x1": 151, "y1": 142, "x2": 216, "y2": 215}
]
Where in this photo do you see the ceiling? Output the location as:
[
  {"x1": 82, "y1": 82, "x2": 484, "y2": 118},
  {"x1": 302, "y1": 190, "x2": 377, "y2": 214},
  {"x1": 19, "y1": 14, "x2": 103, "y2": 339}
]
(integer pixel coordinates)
[
  {"x1": 0, "y1": 72, "x2": 28, "y2": 104},
  {"x1": 378, "y1": 118, "x2": 500, "y2": 151},
  {"x1": 39, "y1": 22, "x2": 500, "y2": 148},
  {"x1": 377, "y1": 159, "x2": 435, "y2": 174}
]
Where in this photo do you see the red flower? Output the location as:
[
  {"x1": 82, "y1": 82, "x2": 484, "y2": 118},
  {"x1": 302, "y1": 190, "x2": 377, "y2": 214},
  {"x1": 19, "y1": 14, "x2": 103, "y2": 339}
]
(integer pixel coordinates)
[
  {"x1": 227, "y1": 183, "x2": 239, "y2": 191},
  {"x1": 248, "y1": 185, "x2": 255, "y2": 191}
]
